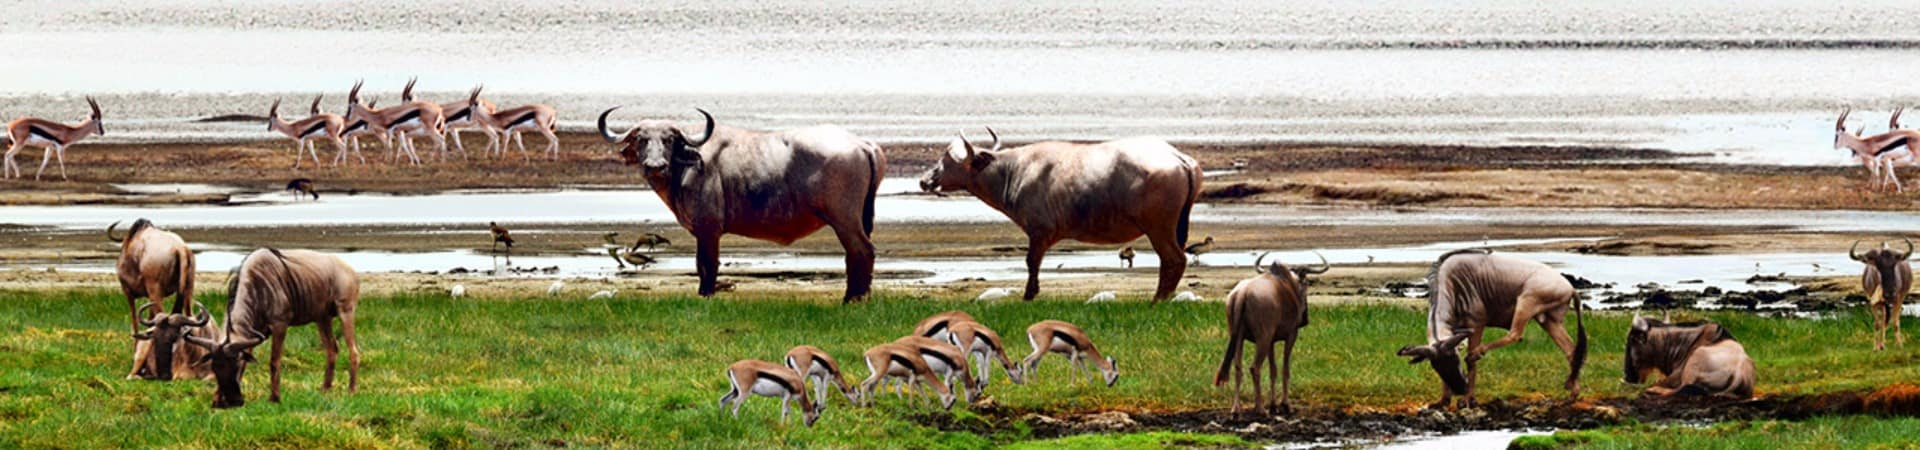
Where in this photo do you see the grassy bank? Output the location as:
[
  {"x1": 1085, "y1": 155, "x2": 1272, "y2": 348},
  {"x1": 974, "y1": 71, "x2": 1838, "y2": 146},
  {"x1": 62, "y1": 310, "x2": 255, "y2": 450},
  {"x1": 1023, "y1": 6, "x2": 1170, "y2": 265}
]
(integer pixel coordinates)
[{"x1": 2, "y1": 288, "x2": 1917, "y2": 448}]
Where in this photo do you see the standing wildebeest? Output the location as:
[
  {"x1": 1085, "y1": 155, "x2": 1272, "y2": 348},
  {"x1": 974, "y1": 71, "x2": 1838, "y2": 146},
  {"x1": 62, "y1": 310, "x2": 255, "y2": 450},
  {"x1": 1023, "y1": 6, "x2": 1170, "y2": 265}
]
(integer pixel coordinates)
[
  {"x1": 1624, "y1": 316, "x2": 1756, "y2": 399},
  {"x1": 185, "y1": 248, "x2": 362, "y2": 408},
  {"x1": 1852, "y1": 239, "x2": 1913, "y2": 351},
  {"x1": 1395, "y1": 249, "x2": 1588, "y2": 409},
  {"x1": 919, "y1": 129, "x2": 1201, "y2": 302},
  {"x1": 108, "y1": 219, "x2": 199, "y2": 379},
  {"x1": 1214, "y1": 252, "x2": 1328, "y2": 414},
  {"x1": 599, "y1": 108, "x2": 885, "y2": 303}
]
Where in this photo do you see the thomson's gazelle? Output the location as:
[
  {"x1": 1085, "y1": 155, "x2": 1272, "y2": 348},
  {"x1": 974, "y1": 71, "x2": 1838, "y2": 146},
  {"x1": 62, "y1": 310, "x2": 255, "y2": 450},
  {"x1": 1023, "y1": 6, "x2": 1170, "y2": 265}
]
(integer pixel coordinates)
[
  {"x1": 4, "y1": 97, "x2": 105, "y2": 180},
  {"x1": 266, "y1": 97, "x2": 347, "y2": 169},
  {"x1": 895, "y1": 336, "x2": 982, "y2": 404},
  {"x1": 857, "y1": 342, "x2": 954, "y2": 409},
  {"x1": 466, "y1": 86, "x2": 560, "y2": 160},
  {"x1": 784, "y1": 345, "x2": 859, "y2": 409},
  {"x1": 717, "y1": 359, "x2": 821, "y2": 427},
  {"x1": 1021, "y1": 320, "x2": 1120, "y2": 387}
]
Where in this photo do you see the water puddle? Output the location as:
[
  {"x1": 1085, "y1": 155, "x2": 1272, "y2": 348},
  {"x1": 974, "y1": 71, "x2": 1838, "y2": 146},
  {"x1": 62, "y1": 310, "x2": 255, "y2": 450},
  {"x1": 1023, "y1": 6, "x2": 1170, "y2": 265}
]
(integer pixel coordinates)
[
  {"x1": 1274, "y1": 429, "x2": 1550, "y2": 449},
  {"x1": 109, "y1": 183, "x2": 247, "y2": 195}
]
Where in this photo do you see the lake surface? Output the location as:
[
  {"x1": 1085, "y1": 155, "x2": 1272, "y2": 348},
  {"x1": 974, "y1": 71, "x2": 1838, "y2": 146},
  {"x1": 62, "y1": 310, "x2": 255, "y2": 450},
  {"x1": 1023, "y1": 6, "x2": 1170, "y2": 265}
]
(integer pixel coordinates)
[{"x1": 2, "y1": 1, "x2": 1917, "y2": 164}]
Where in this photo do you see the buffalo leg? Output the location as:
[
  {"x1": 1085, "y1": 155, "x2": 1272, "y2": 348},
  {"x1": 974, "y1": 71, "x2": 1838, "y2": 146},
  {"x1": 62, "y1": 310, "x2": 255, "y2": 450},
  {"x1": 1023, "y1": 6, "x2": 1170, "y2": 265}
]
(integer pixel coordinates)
[
  {"x1": 1021, "y1": 233, "x2": 1058, "y2": 301},
  {"x1": 268, "y1": 332, "x2": 287, "y2": 403},
  {"x1": 1145, "y1": 229, "x2": 1186, "y2": 302},
  {"x1": 695, "y1": 233, "x2": 722, "y2": 297},
  {"x1": 827, "y1": 219, "x2": 875, "y2": 304},
  {"x1": 317, "y1": 320, "x2": 338, "y2": 391},
  {"x1": 341, "y1": 310, "x2": 362, "y2": 393}
]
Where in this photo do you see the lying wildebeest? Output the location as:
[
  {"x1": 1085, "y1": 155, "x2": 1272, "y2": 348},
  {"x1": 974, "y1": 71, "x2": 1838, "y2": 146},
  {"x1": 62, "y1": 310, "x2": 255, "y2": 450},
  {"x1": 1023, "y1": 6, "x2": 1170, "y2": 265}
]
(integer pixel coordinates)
[
  {"x1": 131, "y1": 301, "x2": 217, "y2": 381},
  {"x1": 1624, "y1": 316, "x2": 1756, "y2": 399},
  {"x1": 1851, "y1": 239, "x2": 1913, "y2": 351},
  {"x1": 1396, "y1": 249, "x2": 1587, "y2": 409},
  {"x1": 108, "y1": 219, "x2": 199, "y2": 379},
  {"x1": 599, "y1": 109, "x2": 886, "y2": 303},
  {"x1": 186, "y1": 248, "x2": 362, "y2": 408},
  {"x1": 1215, "y1": 252, "x2": 1328, "y2": 414},
  {"x1": 919, "y1": 129, "x2": 1202, "y2": 302}
]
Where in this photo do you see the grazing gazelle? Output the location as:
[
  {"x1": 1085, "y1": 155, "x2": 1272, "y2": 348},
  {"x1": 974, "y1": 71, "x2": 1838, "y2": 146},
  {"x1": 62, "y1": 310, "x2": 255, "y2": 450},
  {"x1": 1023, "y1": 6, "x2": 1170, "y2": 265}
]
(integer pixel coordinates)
[
  {"x1": 717, "y1": 359, "x2": 821, "y2": 427},
  {"x1": 404, "y1": 80, "x2": 497, "y2": 156},
  {"x1": 5, "y1": 96, "x2": 104, "y2": 180},
  {"x1": 894, "y1": 336, "x2": 982, "y2": 404},
  {"x1": 1020, "y1": 320, "x2": 1119, "y2": 387},
  {"x1": 784, "y1": 345, "x2": 859, "y2": 408},
  {"x1": 344, "y1": 79, "x2": 445, "y2": 164},
  {"x1": 266, "y1": 98, "x2": 348, "y2": 169},
  {"x1": 856, "y1": 342, "x2": 954, "y2": 409},
  {"x1": 466, "y1": 86, "x2": 561, "y2": 160},
  {"x1": 945, "y1": 320, "x2": 1025, "y2": 387}
]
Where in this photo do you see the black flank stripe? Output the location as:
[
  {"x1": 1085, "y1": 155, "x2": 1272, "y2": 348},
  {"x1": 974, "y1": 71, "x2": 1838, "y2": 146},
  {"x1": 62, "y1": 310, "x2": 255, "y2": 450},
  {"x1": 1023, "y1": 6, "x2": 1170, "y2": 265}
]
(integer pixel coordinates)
[
  {"x1": 1053, "y1": 331, "x2": 1080, "y2": 350},
  {"x1": 1877, "y1": 137, "x2": 1910, "y2": 156},
  {"x1": 811, "y1": 356, "x2": 833, "y2": 373},
  {"x1": 978, "y1": 333, "x2": 999, "y2": 350},
  {"x1": 28, "y1": 126, "x2": 63, "y2": 145},
  {"x1": 757, "y1": 371, "x2": 797, "y2": 392},
  {"x1": 343, "y1": 121, "x2": 368, "y2": 133},
  {"x1": 889, "y1": 355, "x2": 917, "y2": 370},
  {"x1": 503, "y1": 112, "x2": 537, "y2": 129},
  {"x1": 923, "y1": 321, "x2": 949, "y2": 338},
  {"x1": 299, "y1": 121, "x2": 329, "y2": 138},
  {"x1": 920, "y1": 348, "x2": 957, "y2": 368},
  {"x1": 385, "y1": 110, "x2": 422, "y2": 128},
  {"x1": 447, "y1": 107, "x2": 470, "y2": 123}
]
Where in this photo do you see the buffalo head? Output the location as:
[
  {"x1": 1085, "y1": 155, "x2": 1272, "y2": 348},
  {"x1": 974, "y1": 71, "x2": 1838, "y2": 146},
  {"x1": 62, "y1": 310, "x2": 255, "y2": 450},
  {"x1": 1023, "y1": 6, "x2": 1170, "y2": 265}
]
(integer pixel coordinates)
[
  {"x1": 187, "y1": 328, "x2": 266, "y2": 408},
  {"x1": 919, "y1": 127, "x2": 1002, "y2": 194},
  {"x1": 598, "y1": 107, "x2": 713, "y2": 174},
  {"x1": 131, "y1": 301, "x2": 210, "y2": 381},
  {"x1": 1397, "y1": 332, "x2": 1470, "y2": 395}
]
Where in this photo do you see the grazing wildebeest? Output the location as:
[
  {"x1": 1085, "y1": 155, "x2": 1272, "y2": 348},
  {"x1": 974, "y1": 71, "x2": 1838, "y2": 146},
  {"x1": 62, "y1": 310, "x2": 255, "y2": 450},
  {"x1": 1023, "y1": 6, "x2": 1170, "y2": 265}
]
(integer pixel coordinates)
[
  {"x1": 1851, "y1": 239, "x2": 1913, "y2": 351},
  {"x1": 1396, "y1": 249, "x2": 1587, "y2": 409},
  {"x1": 918, "y1": 129, "x2": 1202, "y2": 302},
  {"x1": 1624, "y1": 317, "x2": 1756, "y2": 399},
  {"x1": 131, "y1": 301, "x2": 217, "y2": 381},
  {"x1": 599, "y1": 109, "x2": 886, "y2": 303},
  {"x1": 1215, "y1": 252, "x2": 1328, "y2": 414},
  {"x1": 185, "y1": 248, "x2": 362, "y2": 408},
  {"x1": 108, "y1": 219, "x2": 199, "y2": 379},
  {"x1": 718, "y1": 359, "x2": 821, "y2": 426}
]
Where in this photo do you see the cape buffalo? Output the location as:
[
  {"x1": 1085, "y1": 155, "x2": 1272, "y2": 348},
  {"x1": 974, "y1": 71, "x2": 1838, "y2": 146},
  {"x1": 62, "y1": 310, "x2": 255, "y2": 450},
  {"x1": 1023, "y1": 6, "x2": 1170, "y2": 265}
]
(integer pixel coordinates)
[
  {"x1": 1396, "y1": 249, "x2": 1587, "y2": 409},
  {"x1": 187, "y1": 248, "x2": 362, "y2": 408},
  {"x1": 108, "y1": 219, "x2": 199, "y2": 379},
  {"x1": 1625, "y1": 317, "x2": 1756, "y2": 399},
  {"x1": 919, "y1": 129, "x2": 1201, "y2": 302},
  {"x1": 599, "y1": 109, "x2": 885, "y2": 303}
]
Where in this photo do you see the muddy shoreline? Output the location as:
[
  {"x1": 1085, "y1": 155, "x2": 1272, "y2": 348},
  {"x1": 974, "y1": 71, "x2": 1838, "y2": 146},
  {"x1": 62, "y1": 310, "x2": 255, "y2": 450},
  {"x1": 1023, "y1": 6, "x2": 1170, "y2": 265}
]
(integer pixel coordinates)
[{"x1": 919, "y1": 384, "x2": 1920, "y2": 445}]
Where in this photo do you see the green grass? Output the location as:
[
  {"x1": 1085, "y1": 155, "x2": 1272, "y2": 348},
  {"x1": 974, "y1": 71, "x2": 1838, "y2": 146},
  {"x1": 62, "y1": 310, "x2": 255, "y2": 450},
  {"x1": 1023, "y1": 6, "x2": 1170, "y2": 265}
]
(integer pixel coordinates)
[
  {"x1": 1514, "y1": 416, "x2": 1920, "y2": 449},
  {"x1": 3, "y1": 288, "x2": 1919, "y2": 448}
]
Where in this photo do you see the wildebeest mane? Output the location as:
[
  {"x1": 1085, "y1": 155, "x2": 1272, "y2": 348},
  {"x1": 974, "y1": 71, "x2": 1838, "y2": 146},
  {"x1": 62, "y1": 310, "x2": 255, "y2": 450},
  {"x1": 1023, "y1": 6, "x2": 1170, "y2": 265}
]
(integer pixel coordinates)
[
  {"x1": 126, "y1": 218, "x2": 154, "y2": 239},
  {"x1": 1426, "y1": 248, "x2": 1492, "y2": 304}
]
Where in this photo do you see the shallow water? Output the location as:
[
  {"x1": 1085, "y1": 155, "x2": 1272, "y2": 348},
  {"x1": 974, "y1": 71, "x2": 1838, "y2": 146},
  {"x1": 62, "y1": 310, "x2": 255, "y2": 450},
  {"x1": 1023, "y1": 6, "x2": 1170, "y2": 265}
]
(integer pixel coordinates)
[
  {"x1": 1274, "y1": 429, "x2": 1548, "y2": 449},
  {"x1": 3, "y1": 2, "x2": 1918, "y2": 164}
]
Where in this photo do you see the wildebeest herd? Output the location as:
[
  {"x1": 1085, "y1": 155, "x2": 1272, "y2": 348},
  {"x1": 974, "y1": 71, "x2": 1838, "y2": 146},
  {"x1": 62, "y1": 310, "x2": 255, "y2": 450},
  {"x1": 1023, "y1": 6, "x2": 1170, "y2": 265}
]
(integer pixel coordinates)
[{"x1": 80, "y1": 96, "x2": 1913, "y2": 427}]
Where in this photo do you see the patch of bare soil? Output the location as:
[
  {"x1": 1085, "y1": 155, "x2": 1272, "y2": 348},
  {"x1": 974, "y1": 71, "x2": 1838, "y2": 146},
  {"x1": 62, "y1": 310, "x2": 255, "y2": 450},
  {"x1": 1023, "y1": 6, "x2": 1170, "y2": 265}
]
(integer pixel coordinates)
[{"x1": 917, "y1": 385, "x2": 1920, "y2": 444}]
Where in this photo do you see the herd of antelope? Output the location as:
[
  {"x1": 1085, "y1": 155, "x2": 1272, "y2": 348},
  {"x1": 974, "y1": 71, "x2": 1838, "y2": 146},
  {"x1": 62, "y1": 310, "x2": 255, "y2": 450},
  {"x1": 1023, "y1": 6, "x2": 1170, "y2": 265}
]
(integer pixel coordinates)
[
  {"x1": 271, "y1": 78, "x2": 562, "y2": 167},
  {"x1": 66, "y1": 95, "x2": 1915, "y2": 425},
  {"x1": 1834, "y1": 108, "x2": 1919, "y2": 192}
]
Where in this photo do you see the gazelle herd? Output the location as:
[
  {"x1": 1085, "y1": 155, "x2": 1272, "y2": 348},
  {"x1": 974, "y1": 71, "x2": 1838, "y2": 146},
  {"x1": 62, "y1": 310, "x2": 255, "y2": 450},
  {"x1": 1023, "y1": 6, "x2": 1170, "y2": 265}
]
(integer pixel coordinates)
[
  {"x1": 277, "y1": 78, "x2": 560, "y2": 168},
  {"x1": 722, "y1": 313, "x2": 1118, "y2": 426},
  {"x1": 1834, "y1": 107, "x2": 1918, "y2": 192}
]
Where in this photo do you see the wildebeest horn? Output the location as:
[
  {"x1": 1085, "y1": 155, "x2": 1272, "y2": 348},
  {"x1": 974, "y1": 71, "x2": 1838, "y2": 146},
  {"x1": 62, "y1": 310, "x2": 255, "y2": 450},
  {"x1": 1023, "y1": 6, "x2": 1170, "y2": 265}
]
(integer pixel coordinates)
[
  {"x1": 137, "y1": 303, "x2": 159, "y2": 327},
  {"x1": 1898, "y1": 238, "x2": 1914, "y2": 259},
  {"x1": 348, "y1": 79, "x2": 364, "y2": 103},
  {"x1": 184, "y1": 301, "x2": 210, "y2": 326},
  {"x1": 957, "y1": 130, "x2": 979, "y2": 160},
  {"x1": 686, "y1": 109, "x2": 715, "y2": 147},
  {"x1": 106, "y1": 220, "x2": 125, "y2": 243},
  {"x1": 184, "y1": 334, "x2": 218, "y2": 350},
  {"x1": 1299, "y1": 251, "x2": 1331, "y2": 275},
  {"x1": 985, "y1": 126, "x2": 1002, "y2": 152},
  {"x1": 1850, "y1": 240, "x2": 1867, "y2": 261},
  {"x1": 402, "y1": 76, "x2": 417, "y2": 102},
  {"x1": 1838, "y1": 107, "x2": 1852, "y2": 131},
  {"x1": 597, "y1": 107, "x2": 626, "y2": 143},
  {"x1": 87, "y1": 96, "x2": 101, "y2": 119},
  {"x1": 1253, "y1": 251, "x2": 1271, "y2": 274},
  {"x1": 227, "y1": 328, "x2": 267, "y2": 350}
]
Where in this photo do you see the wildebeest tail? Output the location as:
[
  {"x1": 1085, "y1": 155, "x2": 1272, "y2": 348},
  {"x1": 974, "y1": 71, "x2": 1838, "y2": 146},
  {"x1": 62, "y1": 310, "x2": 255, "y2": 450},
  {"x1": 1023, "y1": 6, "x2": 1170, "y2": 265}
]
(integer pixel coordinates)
[
  {"x1": 860, "y1": 140, "x2": 883, "y2": 235},
  {"x1": 1214, "y1": 297, "x2": 1247, "y2": 386},
  {"x1": 1176, "y1": 158, "x2": 1199, "y2": 247},
  {"x1": 170, "y1": 245, "x2": 196, "y2": 315},
  {"x1": 1569, "y1": 291, "x2": 1589, "y2": 393}
]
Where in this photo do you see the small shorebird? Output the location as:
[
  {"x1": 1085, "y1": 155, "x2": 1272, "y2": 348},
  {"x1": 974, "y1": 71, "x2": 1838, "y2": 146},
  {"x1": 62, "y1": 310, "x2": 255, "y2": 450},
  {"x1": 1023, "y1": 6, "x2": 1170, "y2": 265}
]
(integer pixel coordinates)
[
  {"x1": 285, "y1": 178, "x2": 318, "y2": 201},
  {"x1": 547, "y1": 281, "x2": 565, "y2": 296},
  {"x1": 976, "y1": 287, "x2": 1014, "y2": 301},
  {"x1": 449, "y1": 284, "x2": 466, "y2": 298},
  {"x1": 1184, "y1": 236, "x2": 1215, "y2": 265},
  {"x1": 588, "y1": 289, "x2": 617, "y2": 300},
  {"x1": 1086, "y1": 291, "x2": 1117, "y2": 303},
  {"x1": 620, "y1": 250, "x2": 657, "y2": 268},
  {"x1": 489, "y1": 222, "x2": 515, "y2": 254},
  {"x1": 1118, "y1": 246, "x2": 1135, "y2": 268},
  {"x1": 633, "y1": 232, "x2": 673, "y2": 251}
]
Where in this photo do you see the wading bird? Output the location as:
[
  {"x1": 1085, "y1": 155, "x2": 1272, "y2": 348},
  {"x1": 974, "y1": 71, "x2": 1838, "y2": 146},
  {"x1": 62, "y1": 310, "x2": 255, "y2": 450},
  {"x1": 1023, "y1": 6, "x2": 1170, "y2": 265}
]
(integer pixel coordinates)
[
  {"x1": 285, "y1": 178, "x2": 318, "y2": 201},
  {"x1": 1119, "y1": 246, "x2": 1135, "y2": 268},
  {"x1": 489, "y1": 222, "x2": 514, "y2": 254}
]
